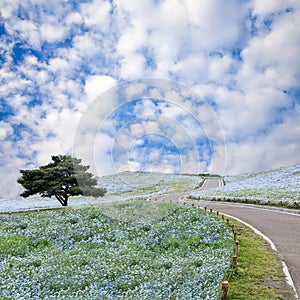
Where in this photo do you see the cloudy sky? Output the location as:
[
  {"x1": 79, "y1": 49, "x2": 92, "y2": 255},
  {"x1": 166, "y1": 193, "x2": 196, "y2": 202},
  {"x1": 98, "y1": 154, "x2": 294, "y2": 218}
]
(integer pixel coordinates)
[{"x1": 1, "y1": 0, "x2": 300, "y2": 198}]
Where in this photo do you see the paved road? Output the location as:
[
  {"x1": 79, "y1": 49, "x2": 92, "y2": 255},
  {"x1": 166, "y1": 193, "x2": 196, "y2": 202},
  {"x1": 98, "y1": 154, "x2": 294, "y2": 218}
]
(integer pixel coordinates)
[
  {"x1": 199, "y1": 199, "x2": 300, "y2": 298},
  {"x1": 153, "y1": 177, "x2": 300, "y2": 298}
]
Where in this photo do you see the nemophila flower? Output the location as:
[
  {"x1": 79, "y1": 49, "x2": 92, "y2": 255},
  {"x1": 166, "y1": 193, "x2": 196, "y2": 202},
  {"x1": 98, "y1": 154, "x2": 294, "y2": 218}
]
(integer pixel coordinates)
[
  {"x1": 191, "y1": 164, "x2": 300, "y2": 207},
  {"x1": 1, "y1": 202, "x2": 232, "y2": 299},
  {"x1": 1, "y1": 173, "x2": 200, "y2": 213}
]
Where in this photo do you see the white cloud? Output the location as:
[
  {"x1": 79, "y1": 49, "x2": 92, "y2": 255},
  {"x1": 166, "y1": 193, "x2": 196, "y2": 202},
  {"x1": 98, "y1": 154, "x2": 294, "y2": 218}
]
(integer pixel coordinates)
[
  {"x1": 128, "y1": 160, "x2": 141, "y2": 172},
  {"x1": 72, "y1": 33, "x2": 100, "y2": 57},
  {"x1": 80, "y1": 0, "x2": 111, "y2": 29},
  {"x1": 158, "y1": 102, "x2": 184, "y2": 119},
  {"x1": 133, "y1": 99, "x2": 157, "y2": 116},
  {"x1": 119, "y1": 54, "x2": 146, "y2": 79},
  {"x1": 0, "y1": 153, "x2": 28, "y2": 198},
  {"x1": 223, "y1": 102, "x2": 300, "y2": 175},
  {"x1": 0, "y1": 122, "x2": 13, "y2": 140},
  {"x1": 84, "y1": 75, "x2": 117, "y2": 102},
  {"x1": 0, "y1": 1, "x2": 19, "y2": 19},
  {"x1": 36, "y1": 70, "x2": 50, "y2": 85},
  {"x1": 185, "y1": 0, "x2": 247, "y2": 49},
  {"x1": 116, "y1": 19, "x2": 147, "y2": 56},
  {"x1": 239, "y1": 7, "x2": 300, "y2": 90},
  {"x1": 65, "y1": 12, "x2": 83, "y2": 25},
  {"x1": 171, "y1": 55, "x2": 208, "y2": 84},
  {"x1": 0, "y1": 0, "x2": 299, "y2": 199},
  {"x1": 24, "y1": 55, "x2": 38, "y2": 65},
  {"x1": 208, "y1": 55, "x2": 234, "y2": 83},
  {"x1": 48, "y1": 58, "x2": 69, "y2": 72},
  {"x1": 251, "y1": 0, "x2": 297, "y2": 16},
  {"x1": 0, "y1": 72, "x2": 31, "y2": 99},
  {"x1": 115, "y1": 0, "x2": 248, "y2": 83},
  {"x1": 125, "y1": 83, "x2": 147, "y2": 99},
  {"x1": 40, "y1": 23, "x2": 67, "y2": 43},
  {"x1": 9, "y1": 19, "x2": 41, "y2": 48},
  {"x1": 95, "y1": 98, "x2": 212, "y2": 176},
  {"x1": 130, "y1": 123, "x2": 145, "y2": 137}
]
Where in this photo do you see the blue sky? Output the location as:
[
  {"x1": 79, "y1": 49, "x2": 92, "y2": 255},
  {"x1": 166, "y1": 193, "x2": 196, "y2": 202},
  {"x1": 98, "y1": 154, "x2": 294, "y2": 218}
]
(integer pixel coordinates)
[{"x1": 1, "y1": 0, "x2": 300, "y2": 198}]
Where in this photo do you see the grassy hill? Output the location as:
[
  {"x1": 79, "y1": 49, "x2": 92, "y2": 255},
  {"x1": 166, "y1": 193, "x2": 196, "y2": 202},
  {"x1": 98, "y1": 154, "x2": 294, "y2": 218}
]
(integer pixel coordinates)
[
  {"x1": 191, "y1": 164, "x2": 300, "y2": 208},
  {"x1": 2, "y1": 164, "x2": 299, "y2": 212},
  {"x1": 0, "y1": 172, "x2": 201, "y2": 213},
  {"x1": 99, "y1": 171, "x2": 201, "y2": 196}
]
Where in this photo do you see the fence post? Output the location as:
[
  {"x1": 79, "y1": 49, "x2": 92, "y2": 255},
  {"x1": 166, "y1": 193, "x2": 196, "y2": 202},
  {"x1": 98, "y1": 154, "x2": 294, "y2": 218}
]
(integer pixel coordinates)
[
  {"x1": 221, "y1": 281, "x2": 228, "y2": 299},
  {"x1": 231, "y1": 224, "x2": 235, "y2": 233},
  {"x1": 232, "y1": 255, "x2": 237, "y2": 268},
  {"x1": 234, "y1": 232, "x2": 237, "y2": 241},
  {"x1": 235, "y1": 240, "x2": 240, "y2": 254}
]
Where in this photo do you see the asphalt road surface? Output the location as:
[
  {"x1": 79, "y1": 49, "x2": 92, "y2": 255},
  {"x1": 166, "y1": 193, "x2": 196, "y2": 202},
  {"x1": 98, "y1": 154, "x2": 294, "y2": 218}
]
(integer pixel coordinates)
[{"x1": 153, "y1": 177, "x2": 300, "y2": 298}]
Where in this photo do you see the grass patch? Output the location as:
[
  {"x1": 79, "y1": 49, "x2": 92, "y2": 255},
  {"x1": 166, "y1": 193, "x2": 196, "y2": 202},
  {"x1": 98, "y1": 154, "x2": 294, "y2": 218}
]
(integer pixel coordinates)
[{"x1": 225, "y1": 217, "x2": 293, "y2": 299}]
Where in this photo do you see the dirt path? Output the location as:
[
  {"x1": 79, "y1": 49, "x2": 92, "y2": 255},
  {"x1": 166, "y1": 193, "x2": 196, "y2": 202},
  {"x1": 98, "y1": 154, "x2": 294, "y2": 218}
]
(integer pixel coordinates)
[{"x1": 152, "y1": 178, "x2": 300, "y2": 298}]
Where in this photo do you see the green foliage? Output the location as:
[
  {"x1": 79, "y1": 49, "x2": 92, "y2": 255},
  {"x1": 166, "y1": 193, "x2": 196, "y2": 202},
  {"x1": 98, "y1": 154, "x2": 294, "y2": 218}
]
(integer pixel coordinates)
[
  {"x1": 198, "y1": 173, "x2": 221, "y2": 177},
  {"x1": 17, "y1": 155, "x2": 106, "y2": 206}
]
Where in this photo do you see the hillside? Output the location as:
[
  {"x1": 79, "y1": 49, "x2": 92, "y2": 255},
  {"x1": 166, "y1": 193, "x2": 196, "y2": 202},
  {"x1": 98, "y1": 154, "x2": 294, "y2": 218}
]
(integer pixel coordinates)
[
  {"x1": 191, "y1": 164, "x2": 300, "y2": 208},
  {"x1": 2, "y1": 164, "x2": 299, "y2": 213},
  {"x1": 0, "y1": 172, "x2": 201, "y2": 213}
]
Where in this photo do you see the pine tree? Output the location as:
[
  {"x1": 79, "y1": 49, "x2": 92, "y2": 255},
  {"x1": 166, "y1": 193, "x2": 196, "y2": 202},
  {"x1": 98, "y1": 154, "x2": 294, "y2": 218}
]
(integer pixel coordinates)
[{"x1": 17, "y1": 155, "x2": 106, "y2": 206}]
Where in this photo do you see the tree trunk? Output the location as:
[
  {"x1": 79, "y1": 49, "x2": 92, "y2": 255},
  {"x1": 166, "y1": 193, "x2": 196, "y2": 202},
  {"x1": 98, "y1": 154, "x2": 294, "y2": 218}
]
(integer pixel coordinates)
[
  {"x1": 54, "y1": 193, "x2": 68, "y2": 206},
  {"x1": 62, "y1": 195, "x2": 68, "y2": 206}
]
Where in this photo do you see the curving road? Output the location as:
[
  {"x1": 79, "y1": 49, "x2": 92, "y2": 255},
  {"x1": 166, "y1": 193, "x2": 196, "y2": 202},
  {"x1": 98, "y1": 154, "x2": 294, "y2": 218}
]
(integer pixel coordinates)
[{"x1": 153, "y1": 177, "x2": 300, "y2": 298}]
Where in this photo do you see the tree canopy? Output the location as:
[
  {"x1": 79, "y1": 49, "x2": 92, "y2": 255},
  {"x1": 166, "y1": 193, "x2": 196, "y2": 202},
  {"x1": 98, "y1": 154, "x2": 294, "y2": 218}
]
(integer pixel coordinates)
[{"x1": 17, "y1": 155, "x2": 106, "y2": 206}]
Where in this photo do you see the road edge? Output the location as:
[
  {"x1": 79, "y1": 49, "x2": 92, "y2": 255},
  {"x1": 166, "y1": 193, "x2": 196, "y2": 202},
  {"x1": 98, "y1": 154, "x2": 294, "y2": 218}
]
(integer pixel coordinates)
[{"x1": 219, "y1": 211, "x2": 299, "y2": 299}]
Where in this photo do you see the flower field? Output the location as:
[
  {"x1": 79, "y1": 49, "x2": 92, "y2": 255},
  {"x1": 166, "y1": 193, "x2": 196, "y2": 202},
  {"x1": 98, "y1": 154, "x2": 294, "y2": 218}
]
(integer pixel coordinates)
[
  {"x1": 191, "y1": 164, "x2": 300, "y2": 208},
  {"x1": 100, "y1": 171, "x2": 201, "y2": 196},
  {"x1": 0, "y1": 201, "x2": 233, "y2": 299},
  {"x1": 0, "y1": 172, "x2": 201, "y2": 213}
]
